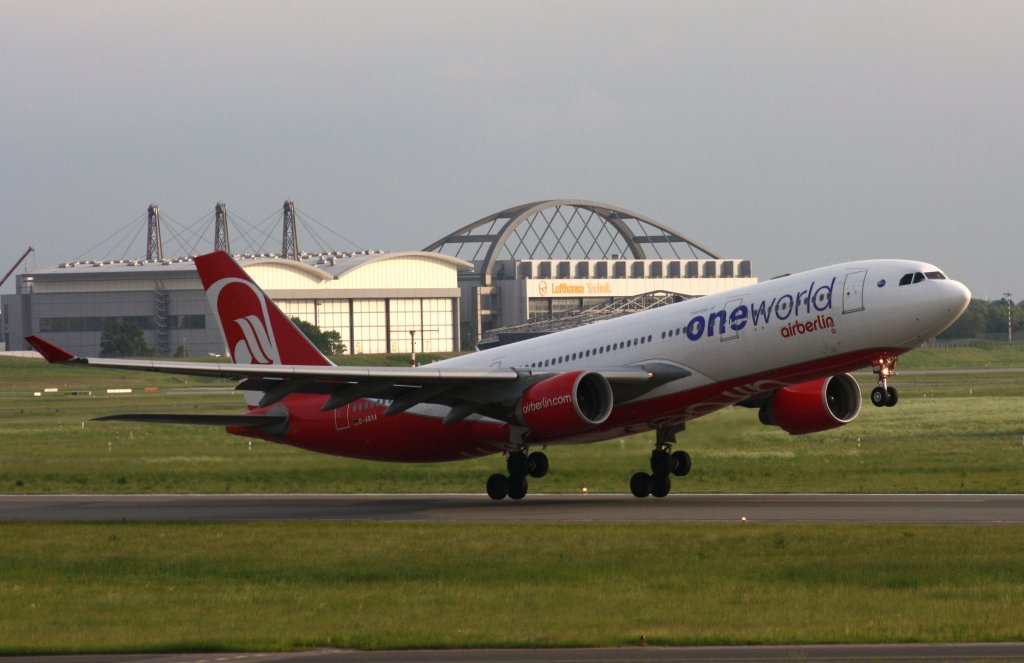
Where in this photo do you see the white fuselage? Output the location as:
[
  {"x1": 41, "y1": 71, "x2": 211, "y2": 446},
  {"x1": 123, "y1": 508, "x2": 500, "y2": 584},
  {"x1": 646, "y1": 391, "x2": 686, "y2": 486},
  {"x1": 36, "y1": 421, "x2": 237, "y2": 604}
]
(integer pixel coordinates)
[{"x1": 436, "y1": 259, "x2": 970, "y2": 400}]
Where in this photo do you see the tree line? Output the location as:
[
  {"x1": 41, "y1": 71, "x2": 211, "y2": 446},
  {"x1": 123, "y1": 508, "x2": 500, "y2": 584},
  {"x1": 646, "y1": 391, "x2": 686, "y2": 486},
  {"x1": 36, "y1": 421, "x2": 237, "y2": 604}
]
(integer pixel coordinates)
[{"x1": 938, "y1": 298, "x2": 1022, "y2": 340}]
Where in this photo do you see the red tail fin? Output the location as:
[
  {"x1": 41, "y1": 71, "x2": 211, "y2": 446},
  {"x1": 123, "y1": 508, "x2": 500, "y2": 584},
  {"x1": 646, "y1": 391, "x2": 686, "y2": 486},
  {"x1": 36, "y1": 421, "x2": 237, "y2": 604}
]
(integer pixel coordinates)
[{"x1": 194, "y1": 251, "x2": 333, "y2": 367}]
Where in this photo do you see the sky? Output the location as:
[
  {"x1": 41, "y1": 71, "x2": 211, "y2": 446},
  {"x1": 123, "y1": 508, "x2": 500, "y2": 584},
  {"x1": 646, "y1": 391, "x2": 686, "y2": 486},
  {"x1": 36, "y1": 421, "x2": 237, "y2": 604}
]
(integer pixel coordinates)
[{"x1": 2, "y1": 0, "x2": 1022, "y2": 300}]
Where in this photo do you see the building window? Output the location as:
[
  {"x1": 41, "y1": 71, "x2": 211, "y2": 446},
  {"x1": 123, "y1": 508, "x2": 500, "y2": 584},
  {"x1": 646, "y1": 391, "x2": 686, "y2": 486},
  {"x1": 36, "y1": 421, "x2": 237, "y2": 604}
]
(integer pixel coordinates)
[
  {"x1": 528, "y1": 299, "x2": 551, "y2": 320},
  {"x1": 352, "y1": 299, "x2": 387, "y2": 354},
  {"x1": 39, "y1": 315, "x2": 164, "y2": 333},
  {"x1": 551, "y1": 298, "x2": 582, "y2": 315}
]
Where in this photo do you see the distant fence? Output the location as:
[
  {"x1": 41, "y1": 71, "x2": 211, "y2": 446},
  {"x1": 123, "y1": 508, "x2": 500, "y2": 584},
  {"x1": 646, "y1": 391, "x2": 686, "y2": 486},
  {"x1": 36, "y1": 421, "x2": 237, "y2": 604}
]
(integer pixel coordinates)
[{"x1": 926, "y1": 337, "x2": 1024, "y2": 349}]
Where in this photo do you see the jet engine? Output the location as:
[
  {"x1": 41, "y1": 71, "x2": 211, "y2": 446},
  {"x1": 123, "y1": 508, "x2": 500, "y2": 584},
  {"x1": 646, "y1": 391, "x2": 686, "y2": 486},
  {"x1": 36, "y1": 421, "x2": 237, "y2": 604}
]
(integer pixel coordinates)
[
  {"x1": 517, "y1": 371, "x2": 614, "y2": 438},
  {"x1": 759, "y1": 374, "x2": 862, "y2": 435}
]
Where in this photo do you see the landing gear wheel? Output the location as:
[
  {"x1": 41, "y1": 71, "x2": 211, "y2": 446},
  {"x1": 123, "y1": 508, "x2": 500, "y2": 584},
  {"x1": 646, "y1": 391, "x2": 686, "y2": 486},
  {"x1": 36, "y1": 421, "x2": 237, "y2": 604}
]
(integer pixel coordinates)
[
  {"x1": 507, "y1": 452, "x2": 530, "y2": 478},
  {"x1": 507, "y1": 476, "x2": 528, "y2": 500},
  {"x1": 636, "y1": 424, "x2": 688, "y2": 499},
  {"x1": 630, "y1": 472, "x2": 652, "y2": 498},
  {"x1": 650, "y1": 449, "x2": 673, "y2": 476},
  {"x1": 871, "y1": 354, "x2": 900, "y2": 408},
  {"x1": 671, "y1": 450, "x2": 692, "y2": 477},
  {"x1": 528, "y1": 451, "x2": 549, "y2": 478},
  {"x1": 486, "y1": 473, "x2": 509, "y2": 501},
  {"x1": 651, "y1": 474, "x2": 672, "y2": 498}
]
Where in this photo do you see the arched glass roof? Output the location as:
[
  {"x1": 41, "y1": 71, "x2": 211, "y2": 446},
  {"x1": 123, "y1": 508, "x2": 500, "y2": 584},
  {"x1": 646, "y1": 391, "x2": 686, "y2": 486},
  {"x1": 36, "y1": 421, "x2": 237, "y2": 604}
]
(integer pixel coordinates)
[{"x1": 423, "y1": 199, "x2": 720, "y2": 277}]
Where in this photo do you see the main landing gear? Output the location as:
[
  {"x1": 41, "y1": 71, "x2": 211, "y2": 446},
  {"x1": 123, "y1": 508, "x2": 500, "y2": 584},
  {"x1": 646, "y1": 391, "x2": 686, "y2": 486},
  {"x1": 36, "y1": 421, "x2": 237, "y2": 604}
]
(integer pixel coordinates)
[
  {"x1": 486, "y1": 449, "x2": 549, "y2": 500},
  {"x1": 870, "y1": 354, "x2": 899, "y2": 408},
  {"x1": 630, "y1": 425, "x2": 691, "y2": 498}
]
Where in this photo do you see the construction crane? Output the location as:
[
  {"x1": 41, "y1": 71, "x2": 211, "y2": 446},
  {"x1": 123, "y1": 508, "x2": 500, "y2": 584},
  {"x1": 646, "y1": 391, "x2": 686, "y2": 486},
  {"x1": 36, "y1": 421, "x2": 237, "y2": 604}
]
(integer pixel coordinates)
[{"x1": 1, "y1": 246, "x2": 34, "y2": 290}]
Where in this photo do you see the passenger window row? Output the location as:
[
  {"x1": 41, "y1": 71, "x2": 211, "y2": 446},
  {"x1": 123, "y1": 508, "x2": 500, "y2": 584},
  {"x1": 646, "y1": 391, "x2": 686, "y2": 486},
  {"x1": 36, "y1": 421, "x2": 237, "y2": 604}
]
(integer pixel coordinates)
[{"x1": 527, "y1": 334, "x2": 655, "y2": 368}]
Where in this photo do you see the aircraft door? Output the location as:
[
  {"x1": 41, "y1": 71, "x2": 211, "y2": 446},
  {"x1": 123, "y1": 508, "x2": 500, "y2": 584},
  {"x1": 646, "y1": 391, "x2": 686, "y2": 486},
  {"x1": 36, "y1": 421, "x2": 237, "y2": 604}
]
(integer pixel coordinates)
[
  {"x1": 720, "y1": 297, "x2": 744, "y2": 341},
  {"x1": 333, "y1": 403, "x2": 351, "y2": 431},
  {"x1": 843, "y1": 270, "x2": 867, "y2": 314}
]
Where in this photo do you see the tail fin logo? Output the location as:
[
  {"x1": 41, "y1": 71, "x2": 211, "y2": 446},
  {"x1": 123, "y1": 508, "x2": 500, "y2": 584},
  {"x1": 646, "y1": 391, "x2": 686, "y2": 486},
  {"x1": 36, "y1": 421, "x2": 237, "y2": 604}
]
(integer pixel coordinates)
[
  {"x1": 233, "y1": 314, "x2": 278, "y2": 364},
  {"x1": 206, "y1": 277, "x2": 282, "y2": 365}
]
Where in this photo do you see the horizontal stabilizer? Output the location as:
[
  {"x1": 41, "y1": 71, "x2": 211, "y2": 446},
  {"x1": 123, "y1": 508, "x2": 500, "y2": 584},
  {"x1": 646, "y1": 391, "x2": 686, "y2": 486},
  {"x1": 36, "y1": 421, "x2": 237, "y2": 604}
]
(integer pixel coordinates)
[{"x1": 93, "y1": 413, "x2": 287, "y2": 427}]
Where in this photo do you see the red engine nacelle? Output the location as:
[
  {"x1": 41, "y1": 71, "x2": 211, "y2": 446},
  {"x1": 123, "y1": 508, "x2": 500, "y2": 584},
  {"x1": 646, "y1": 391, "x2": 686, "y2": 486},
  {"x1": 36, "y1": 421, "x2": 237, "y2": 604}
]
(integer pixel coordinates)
[
  {"x1": 759, "y1": 374, "x2": 862, "y2": 435},
  {"x1": 517, "y1": 371, "x2": 614, "y2": 438}
]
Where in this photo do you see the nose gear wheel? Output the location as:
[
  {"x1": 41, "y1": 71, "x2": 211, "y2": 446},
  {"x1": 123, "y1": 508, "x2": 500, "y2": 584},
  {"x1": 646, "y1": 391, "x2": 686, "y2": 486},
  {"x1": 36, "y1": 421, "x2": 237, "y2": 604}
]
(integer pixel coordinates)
[{"x1": 871, "y1": 354, "x2": 900, "y2": 407}]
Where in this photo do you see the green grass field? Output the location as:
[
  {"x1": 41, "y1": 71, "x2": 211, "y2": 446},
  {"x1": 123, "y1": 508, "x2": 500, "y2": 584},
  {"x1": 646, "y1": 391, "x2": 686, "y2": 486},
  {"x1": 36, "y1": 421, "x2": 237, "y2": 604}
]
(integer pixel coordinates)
[
  {"x1": 1, "y1": 348, "x2": 1023, "y2": 494},
  {"x1": 1, "y1": 522, "x2": 1023, "y2": 653}
]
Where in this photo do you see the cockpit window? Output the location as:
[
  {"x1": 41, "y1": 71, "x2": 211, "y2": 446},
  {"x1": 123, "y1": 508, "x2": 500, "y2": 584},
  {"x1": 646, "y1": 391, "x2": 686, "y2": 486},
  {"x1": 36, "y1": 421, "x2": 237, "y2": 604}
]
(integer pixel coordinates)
[
  {"x1": 900, "y1": 272, "x2": 932, "y2": 285},
  {"x1": 925, "y1": 271, "x2": 946, "y2": 280}
]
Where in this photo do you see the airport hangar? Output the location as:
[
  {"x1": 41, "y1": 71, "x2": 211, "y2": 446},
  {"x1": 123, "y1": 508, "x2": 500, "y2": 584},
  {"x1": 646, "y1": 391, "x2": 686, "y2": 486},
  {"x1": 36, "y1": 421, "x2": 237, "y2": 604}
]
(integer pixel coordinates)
[{"x1": 2, "y1": 199, "x2": 756, "y2": 357}]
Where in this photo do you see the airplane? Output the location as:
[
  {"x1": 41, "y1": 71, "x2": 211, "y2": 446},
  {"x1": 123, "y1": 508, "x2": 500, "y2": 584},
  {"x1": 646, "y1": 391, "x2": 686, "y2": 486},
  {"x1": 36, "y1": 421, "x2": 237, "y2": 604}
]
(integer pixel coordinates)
[{"x1": 26, "y1": 251, "x2": 970, "y2": 500}]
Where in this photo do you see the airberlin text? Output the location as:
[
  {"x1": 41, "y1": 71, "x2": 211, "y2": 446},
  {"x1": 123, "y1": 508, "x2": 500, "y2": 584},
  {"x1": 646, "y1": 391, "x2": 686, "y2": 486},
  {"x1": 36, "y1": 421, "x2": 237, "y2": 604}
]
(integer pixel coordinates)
[
  {"x1": 781, "y1": 315, "x2": 835, "y2": 338},
  {"x1": 522, "y1": 394, "x2": 572, "y2": 415},
  {"x1": 683, "y1": 278, "x2": 836, "y2": 342}
]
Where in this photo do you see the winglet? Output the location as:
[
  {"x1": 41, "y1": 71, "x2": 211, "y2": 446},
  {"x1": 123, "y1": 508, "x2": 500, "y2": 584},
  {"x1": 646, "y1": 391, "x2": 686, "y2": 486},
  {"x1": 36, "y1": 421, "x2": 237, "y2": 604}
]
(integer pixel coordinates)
[{"x1": 25, "y1": 336, "x2": 78, "y2": 363}]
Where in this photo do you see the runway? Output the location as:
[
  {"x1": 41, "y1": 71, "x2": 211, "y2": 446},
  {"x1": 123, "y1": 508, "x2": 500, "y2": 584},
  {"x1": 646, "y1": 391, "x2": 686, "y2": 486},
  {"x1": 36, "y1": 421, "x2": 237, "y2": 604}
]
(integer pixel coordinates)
[{"x1": 2, "y1": 493, "x2": 1023, "y2": 524}]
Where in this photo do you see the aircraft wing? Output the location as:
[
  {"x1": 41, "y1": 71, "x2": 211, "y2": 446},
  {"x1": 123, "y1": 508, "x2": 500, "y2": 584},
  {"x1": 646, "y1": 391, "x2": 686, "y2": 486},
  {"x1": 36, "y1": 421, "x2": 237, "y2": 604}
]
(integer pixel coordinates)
[
  {"x1": 25, "y1": 335, "x2": 672, "y2": 422},
  {"x1": 27, "y1": 334, "x2": 516, "y2": 382}
]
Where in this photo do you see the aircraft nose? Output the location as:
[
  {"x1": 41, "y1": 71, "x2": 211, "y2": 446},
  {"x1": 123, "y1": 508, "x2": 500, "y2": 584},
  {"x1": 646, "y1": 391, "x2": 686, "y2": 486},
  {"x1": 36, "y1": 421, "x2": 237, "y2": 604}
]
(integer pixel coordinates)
[{"x1": 945, "y1": 279, "x2": 971, "y2": 317}]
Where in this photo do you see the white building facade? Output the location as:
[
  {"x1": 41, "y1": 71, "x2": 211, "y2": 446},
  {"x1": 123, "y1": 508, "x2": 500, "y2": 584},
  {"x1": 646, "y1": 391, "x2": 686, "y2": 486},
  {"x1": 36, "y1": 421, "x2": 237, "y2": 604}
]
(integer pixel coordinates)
[
  {"x1": 4, "y1": 199, "x2": 756, "y2": 356},
  {"x1": 2, "y1": 251, "x2": 468, "y2": 357}
]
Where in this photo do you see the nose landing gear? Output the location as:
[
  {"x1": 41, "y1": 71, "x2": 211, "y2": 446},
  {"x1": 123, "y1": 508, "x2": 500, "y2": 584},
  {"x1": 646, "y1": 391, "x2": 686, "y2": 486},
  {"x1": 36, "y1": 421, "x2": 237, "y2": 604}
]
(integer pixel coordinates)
[{"x1": 870, "y1": 354, "x2": 899, "y2": 407}]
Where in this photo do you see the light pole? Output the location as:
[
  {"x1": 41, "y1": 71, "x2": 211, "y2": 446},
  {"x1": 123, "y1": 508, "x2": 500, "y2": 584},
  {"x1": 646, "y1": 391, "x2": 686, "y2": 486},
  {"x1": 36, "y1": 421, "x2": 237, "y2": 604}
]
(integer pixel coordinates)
[{"x1": 1004, "y1": 293, "x2": 1013, "y2": 343}]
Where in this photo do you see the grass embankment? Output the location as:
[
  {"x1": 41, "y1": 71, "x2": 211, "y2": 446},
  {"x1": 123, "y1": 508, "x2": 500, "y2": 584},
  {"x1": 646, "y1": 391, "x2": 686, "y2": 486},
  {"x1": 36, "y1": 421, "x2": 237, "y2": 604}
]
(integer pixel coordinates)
[
  {"x1": 898, "y1": 344, "x2": 1024, "y2": 370},
  {"x1": 1, "y1": 349, "x2": 1023, "y2": 494},
  {"x1": 1, "y1": 522, "x2": 1022, "y2": 653}
]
